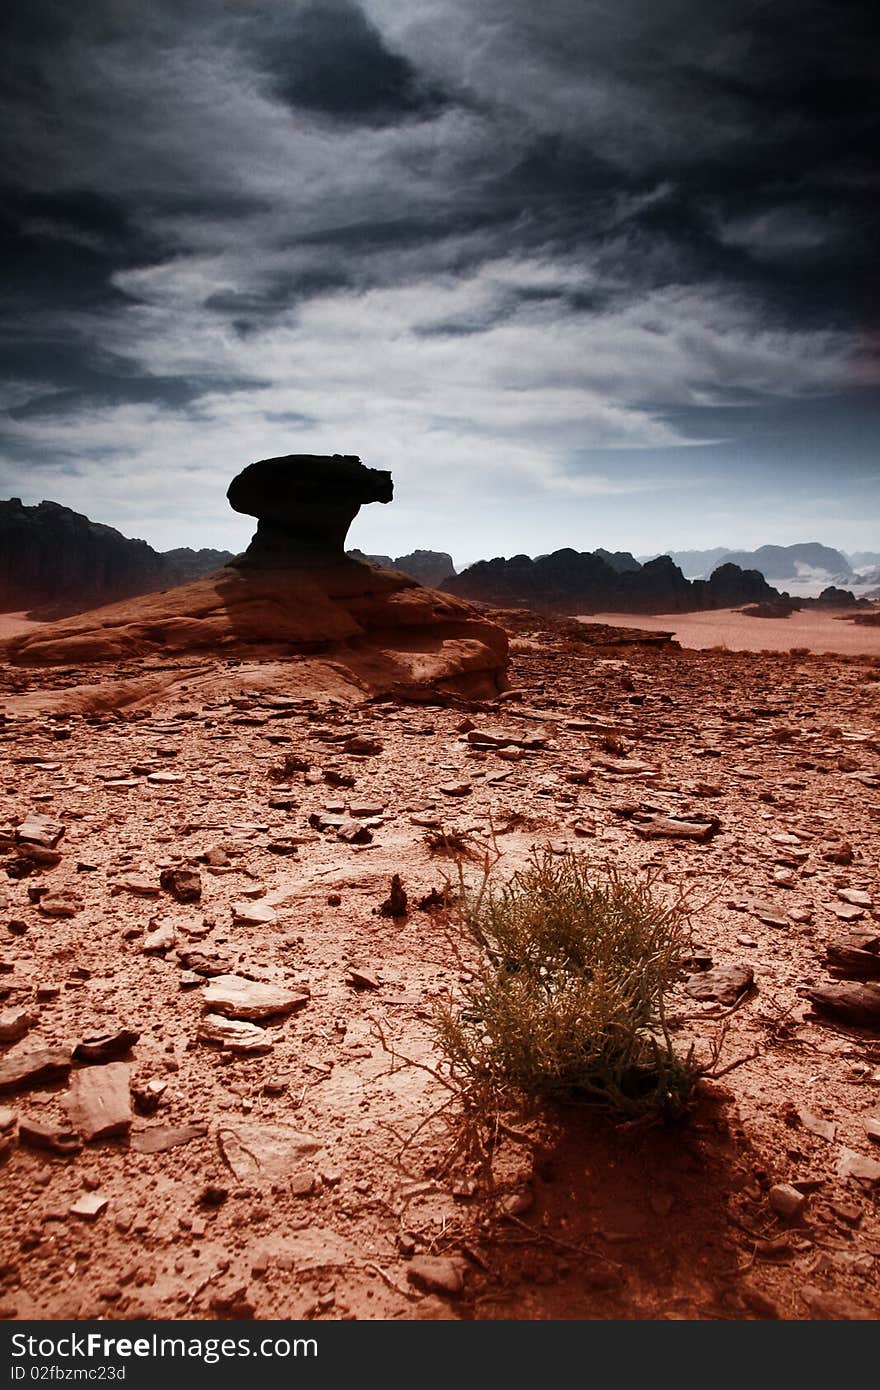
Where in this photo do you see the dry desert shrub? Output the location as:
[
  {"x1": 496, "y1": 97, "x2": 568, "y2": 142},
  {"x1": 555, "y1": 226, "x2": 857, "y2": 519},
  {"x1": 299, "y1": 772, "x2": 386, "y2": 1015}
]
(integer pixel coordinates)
[{"x1": 434, "y1": 849, "x2": 699, "y2": 1118}]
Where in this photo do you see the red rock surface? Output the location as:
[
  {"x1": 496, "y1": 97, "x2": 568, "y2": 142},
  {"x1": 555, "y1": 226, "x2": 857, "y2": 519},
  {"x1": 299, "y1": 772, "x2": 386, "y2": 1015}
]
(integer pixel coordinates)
[{"x1": 0, "y1": 559, "x2": 509, "y2": 704}]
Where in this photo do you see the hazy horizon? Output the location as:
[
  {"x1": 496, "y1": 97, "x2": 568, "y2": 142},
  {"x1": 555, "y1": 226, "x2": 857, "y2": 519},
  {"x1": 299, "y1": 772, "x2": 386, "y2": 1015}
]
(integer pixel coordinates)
[{"x1": 2, "y1": 2, "x2": 877, "y2": 558}]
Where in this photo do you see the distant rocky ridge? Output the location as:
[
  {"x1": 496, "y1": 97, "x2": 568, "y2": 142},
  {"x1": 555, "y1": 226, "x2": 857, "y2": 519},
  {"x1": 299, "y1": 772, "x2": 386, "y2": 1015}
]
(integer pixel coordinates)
[
  {"x1": 0, "y1": 498, "x2": 233, "y2": 617},
  {"x1": 443, "y1": 550, "x2": 781, "y2": 614},
  {"x1": 644, "y1": 542, "x2": 858, "y2": 583},
  {"x1": 348, "y1": 549, "x2": 455, "y2": 586}
]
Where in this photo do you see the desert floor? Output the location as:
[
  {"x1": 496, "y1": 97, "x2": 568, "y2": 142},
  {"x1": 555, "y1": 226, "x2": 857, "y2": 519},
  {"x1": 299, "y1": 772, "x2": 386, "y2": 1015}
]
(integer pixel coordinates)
[
  {"x1": 0, "y1": 608, "x2": 879, "y2": 1321},
  {"x1": 585, "y1": 606, "x2": 880, "y2": 657}
]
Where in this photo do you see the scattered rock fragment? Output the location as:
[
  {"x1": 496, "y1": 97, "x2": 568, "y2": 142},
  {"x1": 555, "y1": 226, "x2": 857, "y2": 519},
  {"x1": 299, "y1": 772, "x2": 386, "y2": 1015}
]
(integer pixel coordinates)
[
  {"x1": 217, "y1": 1123, "x2": 321, "y2": 1184},
  {"x1": 18, "y1": 1118, "x2": 81, "y2": 1155},
  {"x1": 64, "y1": 1063, "x2": 132, "y2": 1141},
  {"x1": 342, "y1": 736, "x2": 382, "y2": 756},
  {"x1": 131, "y1": 1078, "x2": 167, "y2": 1115},
  {"x1": 769, "y1": 1183, "x2": 807, "y2": 1220},
  {"x1": 0, "y1": 1048, "x2": 71, "y2": 1093},
  {"x1": 406, "y1": 1255, "x2": 464, "y2": 1297},
  {"x1": 69, "y1": 1193, "x2": 108, "y2": 1221},
  {"x1": 179, "y1": 949, "x2": 232, "y2": 977},
  {"x1": 862, "y1": 1116, "x2": 880, "y2": 1144},
  {"x1": 839, "y1": 889, "x2": 873, "y2": 908},
  {"x1": 822, "y1": 844, "x2": 854, "y2": 865},
  {"x1": 38, "y1": 893, "x2": 83, "y2": 918},
  {"x1": 0, "y1": 1007, "x2": 37, "y2": 1045},
  {"x1": 73, "y1": 1030, "x2": 140, "y2": 1064},
  {"x1": 825, "y1": 932, "x2": 880, "y2": 978},
  {"x1": 345, "y1": 967, "x2": 380, "y2": 991},
  {"x1": 379, "y1": 874, "x2": 408, "y2": 919},
  {"x1": 439, "y1": 781, "x2": 471, "y2": 797},
  {"x1": 159, "y1": 866, "x2": 202, "y2": 903},
  {"x1": 685, "y1": 963, "x2": 754, "y2": 1005},
  {"x1": 806, "y1": 982, "x2": 880, "y2": 1027},
  {"x1": 202, "y1": 974, "x2": 309, "y2": 1021},
  {"x1": 131, "y1": 1123, "x2": 208, "y2": 1154},
  {"x1": 16, "y1": 815, "x2": 64, "y2": 850},
  {"x1": 632, "y1": 814, "x2": 720, "y2": 841},
  {"x1": 752, "y1": 902, "x2": 789, "y2": 929},
  {"x1": 197, "y1": 1014, "x2": 273, "y2": 1054},
  {"x1": 336, "y1": 819, "x2": 372, "y2": 844},
  {"x1": 232, "y1": 900, "x2": 277, "y2": 927},
  {"x1": 836, "y1": 1146, "x2": 880, "y2": 1186},
  {"x1": 143, "y1": 919, "x2": 176, "y2": 953},
  {"x1": 800, "y1": 1285, "x2": 875, "y2": 1319},
  {"x1": 796, "y1": 1109, "x2": 836, "y2": 1142}
]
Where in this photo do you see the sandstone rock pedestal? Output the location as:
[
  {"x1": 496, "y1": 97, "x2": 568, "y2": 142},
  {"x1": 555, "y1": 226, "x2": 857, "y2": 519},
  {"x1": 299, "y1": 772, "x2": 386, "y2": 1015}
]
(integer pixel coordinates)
[{"x1": 0, "y1": 453, "x2": 508, "y2": 705}]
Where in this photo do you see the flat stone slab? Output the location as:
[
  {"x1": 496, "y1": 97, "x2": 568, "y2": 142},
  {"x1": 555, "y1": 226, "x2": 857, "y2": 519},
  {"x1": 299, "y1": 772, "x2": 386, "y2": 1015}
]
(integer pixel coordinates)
[
  {"x1": 807, "y1": 982, "x2": 880, "y2": 1027},
  {"x1": 685, "y1": 963, "x2": 754, "y2": 1005},
  {"x1": 406, "y1": 1254, "x2": 464, "y2": 1297},
  {"x1": 16, "y1": 815, "x2": 65, "y2": 849},
  {"x1": 0, "y1": 1007, "x2": 37, "y2": 1044},
  {"x1": 63, "y1": 1062, "x2": 132, "y2": 1140},
  {"x1": 73, "y1": 1030, "x2": 140, "y2": 1064},
  {"x1": 131, "y1": 1123, "x2": 208, "y2": 1154},
  {"x1": 217, "y1": 1122, "x2": 322, "y2": 1184},
  {"x1": 197, "y1": 1014, "x2": 273, "y2": 1054},
  {"x1": 634, "y1": 815, "x2": 720, "y2": 841},
  {"x1": 836, "y1": 1146, "x2": 880, "y2": 1186},
  {"x1": 0, "y1": 1048, "x2": 72, "y2": 1093},
  {"x1": 202, "y1": 974, "x2": 310, "y2": 1021},
  {"x1": 18, "y1": 1117, "x2": 81, "y2": 1155},
  {"x1": 232, "y1": 900, "x2": 278, "y2": 926}
]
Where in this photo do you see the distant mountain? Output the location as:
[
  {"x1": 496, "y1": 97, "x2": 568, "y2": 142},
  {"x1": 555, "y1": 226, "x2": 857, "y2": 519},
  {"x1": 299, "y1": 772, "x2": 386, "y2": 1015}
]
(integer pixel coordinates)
[
  {"x1": 444, "y1": 549, "x2": 779, "y2": 614},
  {"x1": 642, "y1": 543, "x2": 854, "y2": 582},
  {"x1": 848, "y1": 552, "x2": 880, "y2": 570},
  {"x1": 0, "y1": 497, "x2": 233, "y2": 617},
  {"x1": 162, "y1": 547, "x2": 237, "y2": 583},
  {"x1": 639, "y1": 547, "x2": 730, "y2": 578},
  {"x1": 348, "y1": 548, "x2": 455, "y2": 585},
  {"x1": 718, "y1": 543, "x2": 852, "y2": 582},
  {"x1": 593, "y1": 548, "x2": 641, "y2": 573}
]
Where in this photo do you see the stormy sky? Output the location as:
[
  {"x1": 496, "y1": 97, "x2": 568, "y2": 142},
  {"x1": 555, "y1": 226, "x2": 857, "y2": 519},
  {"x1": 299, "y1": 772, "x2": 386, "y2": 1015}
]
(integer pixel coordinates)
[{"x1": 1, "y1": 0, "x2": 878, "y2": 563}]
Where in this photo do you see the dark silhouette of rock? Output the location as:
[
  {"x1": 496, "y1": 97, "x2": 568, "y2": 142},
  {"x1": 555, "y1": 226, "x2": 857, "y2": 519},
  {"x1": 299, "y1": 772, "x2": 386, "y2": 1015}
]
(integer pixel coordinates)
[
  {"x1": 162, "y1": 548, "x2": 236, "y2": 583},
  {"x1": 228, "y1": 454, "x2": 392, "y2": 565},
  {"x1": 694, "y1": 562, "x2": 776, "y2": 607},
  {"x1": 814, "y1": 586, "x2": 856, "y2": 606},
  {"x1": 0, "y1": 498, "x2": 233, "y2": 617},
  {"x1": 593, "y1": 548, "x2": 641, "y2": 574},
  {"x1": 444, "y1": 549, "x2": 780, "y2": 614},
  {"x1": 349, "y1": 549, "x2": 395, "y2": 569},
  {"x1": 390, "y1": 550, "x2": 455, "y2": 585},
  {"x1": 349, "y1": 549, "x2": 455, "y2": 585}
]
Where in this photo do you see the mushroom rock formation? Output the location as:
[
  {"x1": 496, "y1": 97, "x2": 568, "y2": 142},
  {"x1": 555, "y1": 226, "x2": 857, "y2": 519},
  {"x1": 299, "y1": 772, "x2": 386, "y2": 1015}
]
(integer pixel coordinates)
[
  {"x1": 228, "y1": 454, "x2": 393, "y2": 565},
  {"x1": 0, "y1": 455, "x2": 508, "y2": 708}
]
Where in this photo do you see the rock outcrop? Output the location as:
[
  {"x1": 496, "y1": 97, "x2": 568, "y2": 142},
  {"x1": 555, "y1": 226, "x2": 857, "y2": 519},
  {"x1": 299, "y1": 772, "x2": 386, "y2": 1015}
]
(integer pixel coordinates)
[
  {"x1": 228, "y1": 454, "x2": 393, "y2": 564},
  {"x1": 349, "y1": 548, "x2": 455, "y2": 585},
  {"x1": 0, "y1": 456, "x2": 507, "y2": 703},
  {"x1": 0, "y1": 498, "x2": 233, "y2": 617},
  {"x1": 444, "y1": 549, "x2": 780, "y2": 614}
]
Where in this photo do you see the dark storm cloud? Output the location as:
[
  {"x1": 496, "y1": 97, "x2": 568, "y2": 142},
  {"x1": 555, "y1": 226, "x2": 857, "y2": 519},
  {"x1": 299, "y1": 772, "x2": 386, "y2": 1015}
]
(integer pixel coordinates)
[
  {"x1": 251, "y1": 0, "x2": 448, "y2": 123},
  {"x1": 0, "y1": 0, "x2": 876, "y2": 553}
]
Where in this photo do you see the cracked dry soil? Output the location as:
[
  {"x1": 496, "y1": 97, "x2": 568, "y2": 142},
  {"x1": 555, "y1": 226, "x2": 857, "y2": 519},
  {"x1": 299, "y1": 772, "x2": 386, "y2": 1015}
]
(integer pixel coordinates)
[{"x1": 1, "y1": 608, "x2": 879, "y2": 1321}]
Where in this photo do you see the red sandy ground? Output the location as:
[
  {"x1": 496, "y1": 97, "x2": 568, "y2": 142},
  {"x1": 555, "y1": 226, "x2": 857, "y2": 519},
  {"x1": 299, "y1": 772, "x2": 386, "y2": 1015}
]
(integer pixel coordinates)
[
  {"x1": 585, "y1": 606, "x2": 880, "y2": 657},
  {"x1": 0, "y1": 607, "x2": 878, "y2": 1321}
]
